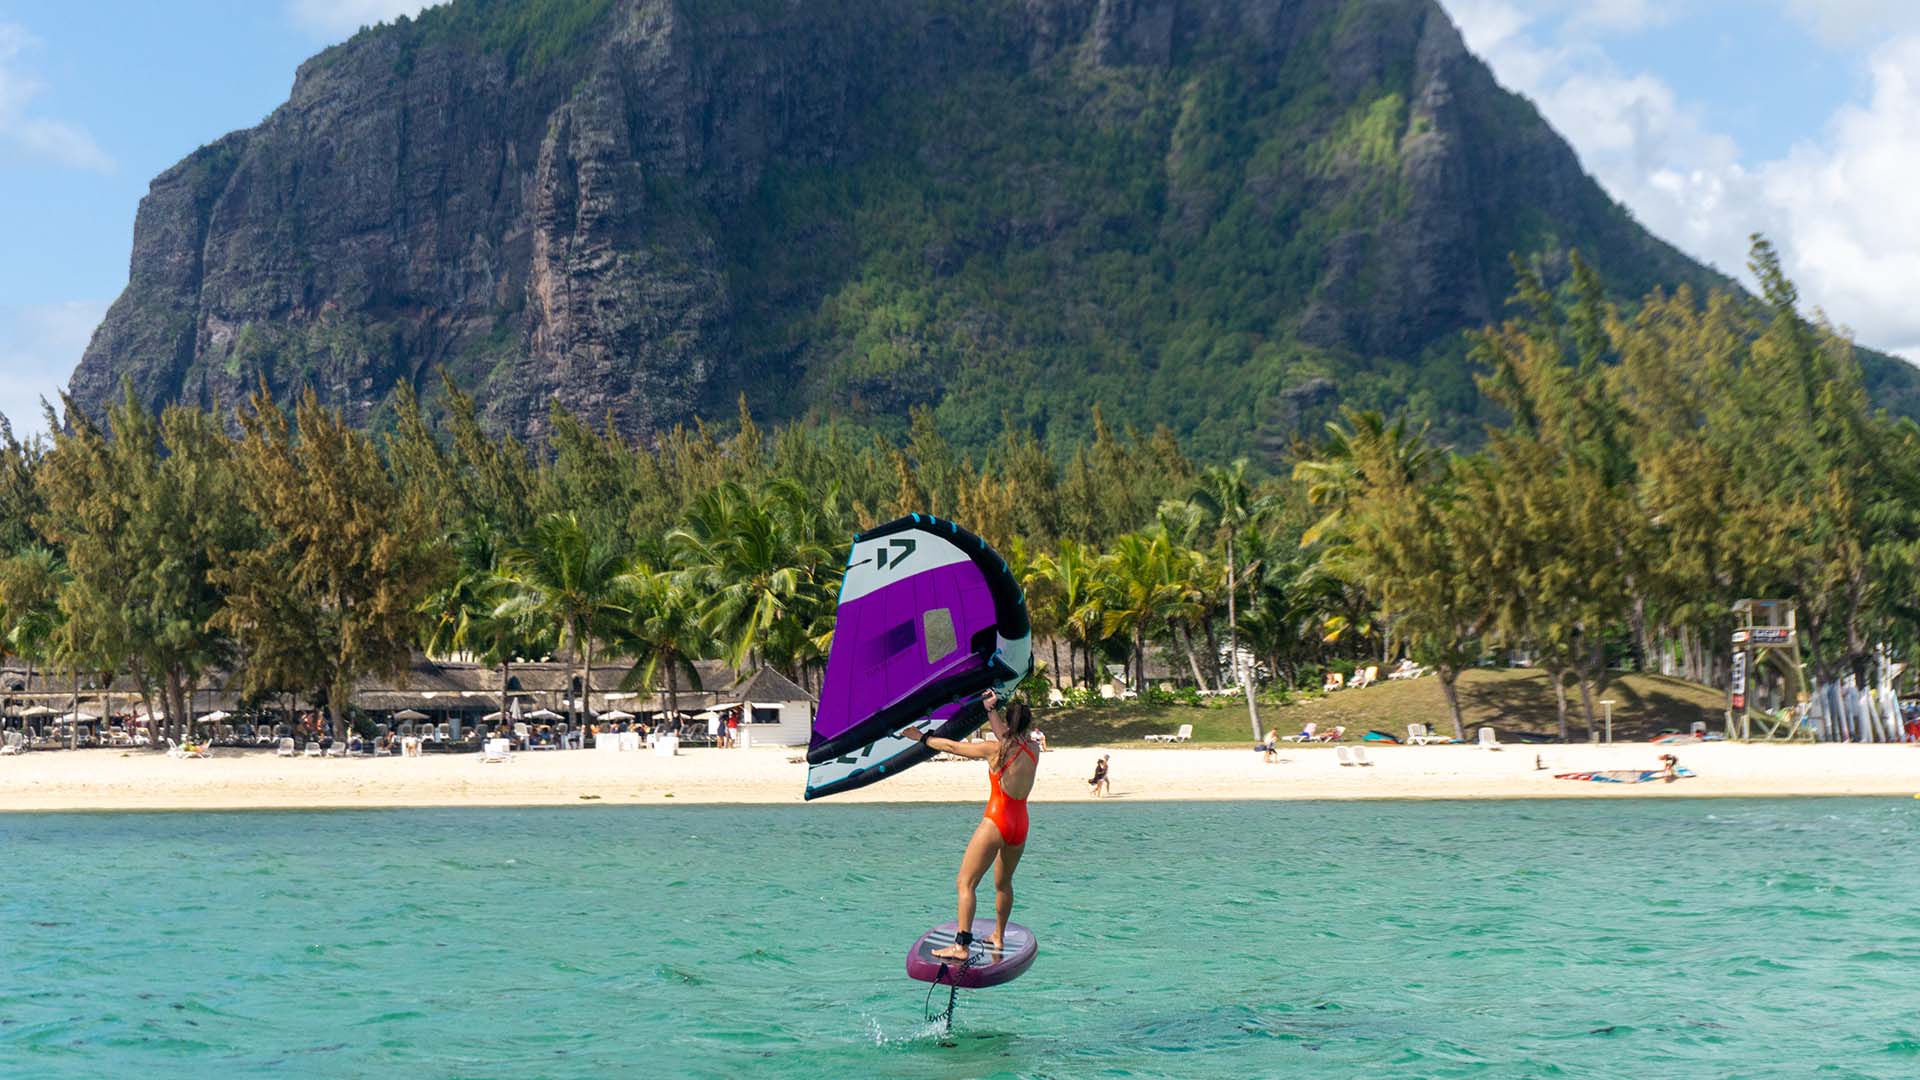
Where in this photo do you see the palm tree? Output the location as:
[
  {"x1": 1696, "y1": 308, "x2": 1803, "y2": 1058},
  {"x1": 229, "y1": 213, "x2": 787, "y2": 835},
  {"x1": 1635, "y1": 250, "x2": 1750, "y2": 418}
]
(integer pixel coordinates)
[
  {"x1": 1292, "y1": 410, "x2": 1433, "y2": 546},
  {"x1": 0, "y1": 546, "x2": 68, "y2": 749},
  {"x1": 1036, "y1": 539, "x2": 1103, "y2": 689},
  {"x1": 1099, "y1": 533, "x2": 1187, "y2": 692},
  {"x1": 667, "y1": 482, "x2": 831, "y2": 676},
  {"x1": 611, "y1": 564, "x2": 709, "y2": 721},
  {"x1": 420, "y1": 529, "x2": 554, "y2": 732},
  {"x1": 1191, "y1": 460, "x2": 1274, "y2": 736},
  {"x1": 496, "y1": 513, "x2": 628, "y2": 732}
]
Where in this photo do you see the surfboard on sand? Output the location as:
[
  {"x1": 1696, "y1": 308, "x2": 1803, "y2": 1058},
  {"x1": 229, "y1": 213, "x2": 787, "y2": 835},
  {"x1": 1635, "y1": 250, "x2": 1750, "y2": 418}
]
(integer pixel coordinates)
[{"x1": 906, "y1": 920, "x2": 1037, "y2": 989}]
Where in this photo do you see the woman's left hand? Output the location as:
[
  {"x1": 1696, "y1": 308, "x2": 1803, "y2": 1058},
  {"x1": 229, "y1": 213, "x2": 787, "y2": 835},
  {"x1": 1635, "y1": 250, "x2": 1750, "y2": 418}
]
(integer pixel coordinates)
[{"x1": 896, "y1": 726, "x2": 923, "y2": 742}]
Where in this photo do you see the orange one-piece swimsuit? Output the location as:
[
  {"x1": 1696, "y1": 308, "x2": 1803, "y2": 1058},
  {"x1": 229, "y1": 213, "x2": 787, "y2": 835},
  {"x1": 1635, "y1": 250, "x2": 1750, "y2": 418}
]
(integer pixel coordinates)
[{"x1": 984, "y1": 740, "x2": 1036, "y2": 847}]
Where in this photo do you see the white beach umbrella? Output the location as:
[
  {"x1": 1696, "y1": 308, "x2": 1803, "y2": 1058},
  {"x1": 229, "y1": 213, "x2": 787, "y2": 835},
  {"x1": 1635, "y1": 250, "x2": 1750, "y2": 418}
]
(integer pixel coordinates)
[
  {"x1": 481, "y1": 710, "x2": 507, "y2": 722},
  {"x1": 599, "y1": 710, "x2": 634, "y2": 721},
  {"x1": 54, "y1": 710, "x2": 101, "y2": 724},
  {"x1": 198, "y1": 710, "x2": 231, "y2": 724},
  {"x1": 19, "y1": 704, "x2": 57, "y2": 718},
  {"x1": 392, "y1": 709, "x2": 430, "y2": 721},
  {"x1": 526, "y1": 708, "x2": 562, "y2": 721}
]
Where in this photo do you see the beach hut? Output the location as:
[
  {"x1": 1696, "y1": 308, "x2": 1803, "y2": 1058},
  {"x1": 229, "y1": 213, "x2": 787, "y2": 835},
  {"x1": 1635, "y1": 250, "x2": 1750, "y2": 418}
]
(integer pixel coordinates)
[{"x1": 727, "y1": 667, "x2": 816, "y2": 747}]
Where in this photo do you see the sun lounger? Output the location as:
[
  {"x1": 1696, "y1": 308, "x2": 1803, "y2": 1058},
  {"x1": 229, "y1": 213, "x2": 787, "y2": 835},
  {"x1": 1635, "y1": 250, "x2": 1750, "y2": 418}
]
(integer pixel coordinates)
[
  {"x1": 1478, "y1": 727, "x2": 1503, "y2": 750},
  {"x1": 1351, "y1": 747, "x2": 1374, "y2": 766},
  {"x1": 1335, "y1": 746, "x2": 1355, "y2": 766},
  {"x1": 1282, "y1": 723, "x2": 1319, "y2": 743},
  {"x1": 481, "y1": 737, "x2": 512, "y2": 763},
  {"x1": 1310, "y1": 725, "x2": 1346, "y2": 743},
  {"x1": 1144, "y1": 723, "x2": 1193, "y2": 743},
  {"x1": 303, "y1": 741, "x2": 322, "y2": 757},
  {"x1": 275, "y1": 738, "x2": 296, "y2": 757},
  {"x1": 1407, "y1": 723, "x2": 1454, "y2": 746},
  {"x1": 1, "y1": 731, "x2": 22, "y2": 755}
]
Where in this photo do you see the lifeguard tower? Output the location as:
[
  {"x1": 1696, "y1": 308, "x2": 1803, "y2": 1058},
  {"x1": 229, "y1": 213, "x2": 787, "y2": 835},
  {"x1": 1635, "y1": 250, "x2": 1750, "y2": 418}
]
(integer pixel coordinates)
[{"x1": 1730, "y1": 599, "x2": 1809, "y2": 740}]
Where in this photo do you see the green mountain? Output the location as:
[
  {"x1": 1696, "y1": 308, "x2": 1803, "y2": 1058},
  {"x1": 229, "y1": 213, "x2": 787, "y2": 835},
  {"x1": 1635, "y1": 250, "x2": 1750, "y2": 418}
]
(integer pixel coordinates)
[{"x1": 65, "y1": 0, "x2": 1920, "y2": 457}]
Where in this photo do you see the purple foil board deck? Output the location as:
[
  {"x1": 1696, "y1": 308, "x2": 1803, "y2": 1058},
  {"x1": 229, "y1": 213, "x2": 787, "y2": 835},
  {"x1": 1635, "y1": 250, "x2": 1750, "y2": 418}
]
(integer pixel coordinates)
[{"x1": 905, "y1": 920, "x2": 1037, "y2": 989}]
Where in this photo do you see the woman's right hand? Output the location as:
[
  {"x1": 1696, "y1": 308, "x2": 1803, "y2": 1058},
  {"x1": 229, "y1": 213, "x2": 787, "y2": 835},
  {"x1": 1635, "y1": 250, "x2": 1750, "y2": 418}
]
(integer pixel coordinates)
[{"x1": 982, "y1": 689, "x2": 1000, "y2": 711}]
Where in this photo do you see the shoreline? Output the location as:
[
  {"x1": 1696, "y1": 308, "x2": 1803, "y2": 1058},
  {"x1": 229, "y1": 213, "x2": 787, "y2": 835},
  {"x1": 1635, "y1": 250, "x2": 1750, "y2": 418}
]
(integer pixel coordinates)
[{"x1": 2, "y1": 743, "x2": 1915, "y2": 812}]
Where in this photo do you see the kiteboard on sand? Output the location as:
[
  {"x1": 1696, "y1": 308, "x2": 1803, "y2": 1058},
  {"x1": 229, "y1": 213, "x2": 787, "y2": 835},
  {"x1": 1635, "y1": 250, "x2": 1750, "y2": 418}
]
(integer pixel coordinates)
[{"x1": 1555, "y1": 768, "x2": 1697, "y2": 783}]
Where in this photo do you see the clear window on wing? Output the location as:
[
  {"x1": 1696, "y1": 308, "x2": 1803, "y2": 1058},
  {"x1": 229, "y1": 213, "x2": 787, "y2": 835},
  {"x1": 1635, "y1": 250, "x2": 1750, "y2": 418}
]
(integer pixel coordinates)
[{"x1": 923, "y1": 608, "x2": 956, "y2": 663}]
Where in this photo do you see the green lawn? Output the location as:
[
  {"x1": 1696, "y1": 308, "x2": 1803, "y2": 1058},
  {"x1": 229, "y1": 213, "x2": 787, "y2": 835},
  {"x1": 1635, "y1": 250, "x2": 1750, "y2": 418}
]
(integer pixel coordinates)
[{"x1": 1037, "y1": 668, "x2": 1727, "y2": 747}]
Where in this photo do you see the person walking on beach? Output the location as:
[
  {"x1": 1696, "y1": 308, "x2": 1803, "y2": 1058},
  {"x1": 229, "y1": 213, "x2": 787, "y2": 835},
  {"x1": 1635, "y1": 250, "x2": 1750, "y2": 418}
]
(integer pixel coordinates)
[
  {"x1": 1088, "y1": 754, "x2": 1111, "y2": 794},
  {"x1": 1658, "y1": 753, "x2": 1680, "y2": 782},
  {"x1": 898, "y1": 688, "x2": 1037, "y2": 959}
]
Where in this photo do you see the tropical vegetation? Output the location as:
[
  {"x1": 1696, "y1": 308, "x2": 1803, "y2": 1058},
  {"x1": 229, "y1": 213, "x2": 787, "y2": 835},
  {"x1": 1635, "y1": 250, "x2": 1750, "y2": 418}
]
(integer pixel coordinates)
[{"x1": 4, "y1": 238, "x2": 1916, "y2": 747}]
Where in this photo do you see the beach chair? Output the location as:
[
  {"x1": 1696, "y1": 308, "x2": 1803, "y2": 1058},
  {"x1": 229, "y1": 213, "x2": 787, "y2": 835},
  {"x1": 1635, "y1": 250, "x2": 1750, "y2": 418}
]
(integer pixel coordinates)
[
  {"x1": 1335, "y1": 746, "x2": 1355, "y2": 766},
  {"x1": 165, "y1": 738, "x2": 185, "y2": 759},
  {"x1": 481, "y1": 737, "x2": 512, "y2": 763},
  {"x1": 1477, "y1": 726, "x2": 1503, "y2": 750},
  {"x1": 1311, "y1": 725, "x2": 1346, "y2": 743},
  {"x1": 275, "y1": 738, "x2": 296, "y2": 757},
  {"x1": 303, "y1": 741, "x2": 321, "y2": 757},
  {"x1": 1351, "y1": 747, "x2": 1374, "y2": 766},
  {"x1": 1, "y1": 731, "x2": 21, "y2": 755},
  {"x1": 1282, "y1": 723, "x2": 1319, "y2": 743},
  {"x1": 1406, "y1": 723, "x2": 1450, "y2": 746},
  {"x1": 1144, "y1": 723, "x2": 1193, "y2": 744}
]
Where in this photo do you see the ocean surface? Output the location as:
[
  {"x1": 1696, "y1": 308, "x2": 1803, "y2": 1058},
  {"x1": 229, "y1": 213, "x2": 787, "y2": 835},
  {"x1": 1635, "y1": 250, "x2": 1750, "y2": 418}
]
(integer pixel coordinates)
[{"x1": 2, "y1": 799, "x2": 1916, "y2": 1079}]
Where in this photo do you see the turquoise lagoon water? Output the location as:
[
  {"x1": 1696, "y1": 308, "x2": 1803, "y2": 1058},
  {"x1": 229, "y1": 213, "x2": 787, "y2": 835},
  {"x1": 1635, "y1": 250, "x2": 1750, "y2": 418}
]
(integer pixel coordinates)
[{"x1": 2, "y1": 799, "x2": 1917, "y2": 1079}]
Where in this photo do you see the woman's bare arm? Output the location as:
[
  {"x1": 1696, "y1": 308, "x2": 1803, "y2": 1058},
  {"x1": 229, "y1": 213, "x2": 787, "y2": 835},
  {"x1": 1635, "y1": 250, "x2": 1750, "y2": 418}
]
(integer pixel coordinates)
[
  {"x1": 895, "y1": 725, "x2": 996, "y2": 759},
  {"x1": 926, "y1": 736, "x2": 994, "y2": 759}
]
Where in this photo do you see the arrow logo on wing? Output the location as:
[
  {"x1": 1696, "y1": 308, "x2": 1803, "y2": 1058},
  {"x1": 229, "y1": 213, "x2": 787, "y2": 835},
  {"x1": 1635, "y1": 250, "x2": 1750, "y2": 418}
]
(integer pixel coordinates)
[{"x1": 873, "y1": 537, "x2": 916, "y2": 570}]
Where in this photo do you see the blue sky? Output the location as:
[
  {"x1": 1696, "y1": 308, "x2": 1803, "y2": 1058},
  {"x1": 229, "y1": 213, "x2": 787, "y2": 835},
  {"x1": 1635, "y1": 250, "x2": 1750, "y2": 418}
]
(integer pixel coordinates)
[{"x1": 3, "y1": 0, "x2": 1919, "y2": 439}]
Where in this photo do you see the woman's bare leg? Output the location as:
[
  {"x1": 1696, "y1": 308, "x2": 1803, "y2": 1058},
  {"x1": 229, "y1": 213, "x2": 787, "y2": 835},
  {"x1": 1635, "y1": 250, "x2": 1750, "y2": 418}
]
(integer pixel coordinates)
[
  {"x1": 990, "y1": 843, "x2": 1025, "y2": 949},
  {"x1": 932, "y1": 819, "x2": 1003, "y2": 960}
]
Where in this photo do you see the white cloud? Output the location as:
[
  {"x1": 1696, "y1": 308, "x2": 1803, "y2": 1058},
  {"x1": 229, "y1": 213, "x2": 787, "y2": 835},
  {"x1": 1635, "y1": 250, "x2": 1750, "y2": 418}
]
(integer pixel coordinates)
[
  {"x1": 0, "y1": 23, "x2": 112, "y2": 173},
  {"x1": 287, "y1": 1, "x2": 440, "y2": 39},
  {"x1": 1442, "y1": 1, "x2": 1920, "y2": 361},
  {"x1": 1780, "y1": 0, "x2": 1920, "y2": 46},
  {"x1": 1566, "y1": 0, "x2": 1672, "y2": 34},
  {"x1": 0, "y1": 301, "x2": 108, "y2": 442}
]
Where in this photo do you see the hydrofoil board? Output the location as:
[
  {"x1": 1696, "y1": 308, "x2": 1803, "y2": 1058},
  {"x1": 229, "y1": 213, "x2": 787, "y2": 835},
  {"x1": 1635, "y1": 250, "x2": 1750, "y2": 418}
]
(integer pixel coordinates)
[{"x1": 906, "y1": 920, "x2": 1037, "y2": 988}]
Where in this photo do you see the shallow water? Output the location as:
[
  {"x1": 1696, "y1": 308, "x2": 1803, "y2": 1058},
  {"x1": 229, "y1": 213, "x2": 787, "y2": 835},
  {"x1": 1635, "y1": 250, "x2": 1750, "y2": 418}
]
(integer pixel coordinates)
[{"x1": 2, "y1": 799, "x2": 1916, "y2": 1078}]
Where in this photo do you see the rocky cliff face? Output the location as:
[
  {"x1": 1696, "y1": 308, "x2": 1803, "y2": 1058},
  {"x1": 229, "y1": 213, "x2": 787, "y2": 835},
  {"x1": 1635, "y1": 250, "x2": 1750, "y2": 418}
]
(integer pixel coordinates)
[{"x1": 69, "y1": 0, "x2": 1744, "y2": 450}]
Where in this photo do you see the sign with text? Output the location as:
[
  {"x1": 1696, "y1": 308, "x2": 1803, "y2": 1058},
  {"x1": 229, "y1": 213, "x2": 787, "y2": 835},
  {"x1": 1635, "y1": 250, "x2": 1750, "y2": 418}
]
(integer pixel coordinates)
[{"x1": 1730, "y1": 650, "x2": 1748, "y2": 710}]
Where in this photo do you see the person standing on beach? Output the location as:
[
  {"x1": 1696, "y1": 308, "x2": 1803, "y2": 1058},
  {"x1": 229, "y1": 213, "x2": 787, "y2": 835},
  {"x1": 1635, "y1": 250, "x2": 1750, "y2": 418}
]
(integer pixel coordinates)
[
  {"x1": 1088, "y1": 754, "x2": 1111, "y2": 794},
  {"x1": 899, "y1": 688, "x2": 1037, "y2": 959}
]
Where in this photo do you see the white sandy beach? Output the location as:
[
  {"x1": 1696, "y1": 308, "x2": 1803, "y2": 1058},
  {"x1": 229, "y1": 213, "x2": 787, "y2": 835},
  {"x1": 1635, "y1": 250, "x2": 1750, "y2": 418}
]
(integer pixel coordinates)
[{"x1": 0, "y1": 742, "x2": 1915, "y2": 811}]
